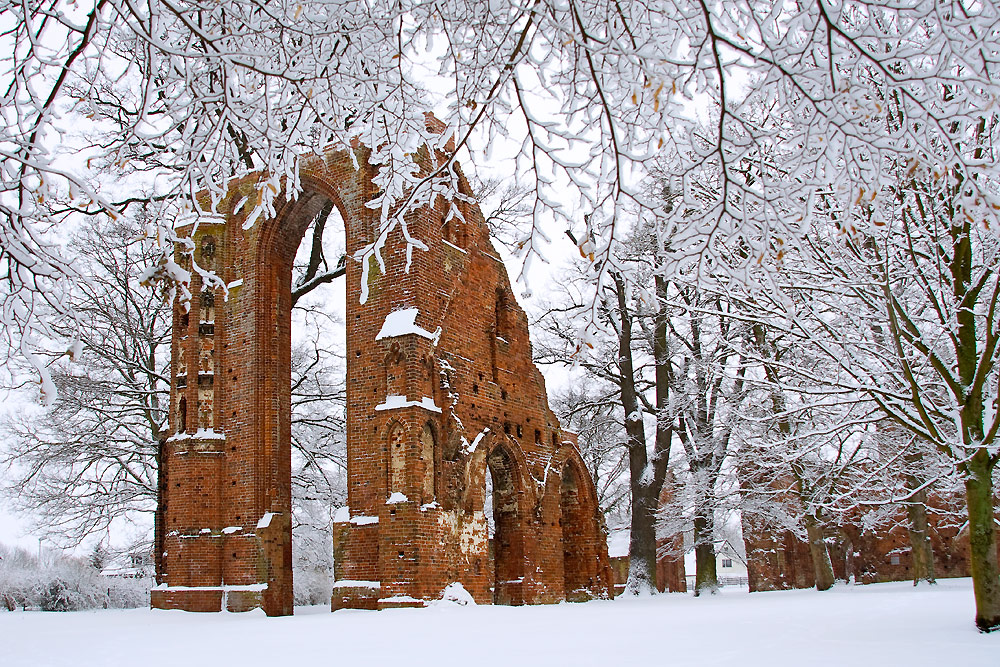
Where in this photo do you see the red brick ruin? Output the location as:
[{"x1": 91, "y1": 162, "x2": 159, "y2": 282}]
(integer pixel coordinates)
[
  {"x1": 151, "y1": 140, "x2": 614, "y2": 614},
  {"x1": 741, "y1": 491, "x2": 999, "y2": 592}
]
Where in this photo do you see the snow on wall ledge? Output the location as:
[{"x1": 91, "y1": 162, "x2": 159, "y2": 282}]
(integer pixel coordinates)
[
  {"x1": 375, "y1": 395, "x2": 442, "y2": 413},
  {"x1": 376, "y1": 308, "x2": 441, "y2": 342},
  {"x1": 151, "y1": 583, "x2": 268, "y2": 592},
  {"x1": 166, "y1": 428, "x2": 226, "y2": 442},
  {"x1": 332, "y1": 580, "x2": 381, "y2": 589},
  {"x1": 349, "y1": 515, "x2": 379, "y2": 526}
]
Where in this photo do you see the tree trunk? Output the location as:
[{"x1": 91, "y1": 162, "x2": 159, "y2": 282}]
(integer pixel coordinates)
[
  {"x1": 965, "y1": 452, "x2": 1000, "y2": 632},
  {"x1": 804, "y1": 513, "x2": 835, "y2": 591},
  {"x1": 651, "y1": 275, "x2": 672, "y2": 492},
  {"x1": 905, "y1": 483, "x2": 936, "y2": 586},
  {"x1": 626, "y1": 480, "x2": 659, "y2": 595},
  {"x1": 840, "y1": 530, "x2": 855, "y2": 584},
  {"x1": 611, "y1": 272, "x2": 659, "y2": 595},
  {"x1": 693, "y1": 510, "x2": 718, "y2": 595}
]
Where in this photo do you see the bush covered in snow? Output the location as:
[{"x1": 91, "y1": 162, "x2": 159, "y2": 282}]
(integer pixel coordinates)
[
  {"x1": 292, "y1": 516, "x2": 334, "y2": 607},
  {"x1": 0, "y1": 543, "x2": 151, "y2": 611},
  {"x1": 293, "y1": 565, "x2": 332, "y2": 607}
]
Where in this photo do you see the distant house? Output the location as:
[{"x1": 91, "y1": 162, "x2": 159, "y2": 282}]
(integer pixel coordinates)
[
  {"x1": 100, "y1": 550, "x2": 153, "y2": 579},
  {"x1": 606, "y1": 530, "x2": 748, "y2": 594},
  {"x1": 683, "y1": 537, "x2": 749, "y2": 590}
]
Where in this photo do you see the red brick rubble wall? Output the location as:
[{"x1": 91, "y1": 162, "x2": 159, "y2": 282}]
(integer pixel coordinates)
[{"x1": 742, "y1": 490, "x2": 998, "y2": 592}]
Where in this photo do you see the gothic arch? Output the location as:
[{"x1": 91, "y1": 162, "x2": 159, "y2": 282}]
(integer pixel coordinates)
[
  {"x1": 559, "y1": 459, "x2": 591, "y2": 600},
  {"x1": 554, "y1": 443, "x2": 613, "y2": 601},
  {"x1": 484, "y1": 438, "x2": 528, "y2": 605},
  {"x1": 552, "y1": 443, "x2": 602, "y2": 516},
  {"x1": 461, "y1": 431, "x2": 535, "y2": 515},
  {"x1": 247, "y1": 181, "x2": 357, "y2": 614}
]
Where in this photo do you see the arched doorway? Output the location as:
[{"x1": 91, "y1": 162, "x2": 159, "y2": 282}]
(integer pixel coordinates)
[
  {"x1": 486, "y1": 443, "x2": 525, "y2": 605},
  {"x1": 560, "y1": 462, "x2": 593, "y2": 601},
  {"x1": 252, "y1": 190, "x2": 351, "y2": 614},
  {"x1": 287, "y1": 199, "x2": 349, "y2": 607}
]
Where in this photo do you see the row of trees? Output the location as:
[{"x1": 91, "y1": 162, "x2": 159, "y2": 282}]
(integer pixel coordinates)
[
  {"x1": 536, "y1": 156, "x2": 1000, "y2": 630},
  {"x1": 0, "y1": 542, "x2": 150, "y2": 611}
]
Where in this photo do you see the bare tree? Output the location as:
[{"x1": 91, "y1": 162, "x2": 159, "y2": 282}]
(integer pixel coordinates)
[
  {"x1": 2, "y1": 211, "x2": 348, "y2": 554},
  {"x1": 535, "y1": 259, "x2": 671, "y2": 595},
  {"x1": 6, "y1": 1, "x2": 998, "y2": 409},
  {"x1": 742, "y1": 160, "x2": 1000, "y2": 630},
  {"x1": 2, "y1": 214, "x2": 169, "y2": 544},
  {"x1": 655, "y1": 283, "x2": 748, "y2": 596},
  {"x1": 829, "y1": 168, "x2": 1000, "y2": 631},
  {"x1": 738, "y1": 331, "x2": 880, "y2": 592},
  {"x1": 549, "y1": 387, "x2": 629, "y2": 527}
]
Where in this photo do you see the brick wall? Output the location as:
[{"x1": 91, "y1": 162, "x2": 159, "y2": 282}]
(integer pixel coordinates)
[
  {"x1": 742, "y1": 491, "x2": 998, "y2": 592},
  {"x1": 154, "y1": 138, "x2": 613, "y2": 615}
]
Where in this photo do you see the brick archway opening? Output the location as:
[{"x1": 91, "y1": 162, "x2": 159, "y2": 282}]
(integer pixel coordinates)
[
  {"x1": 255, "y1": 189, "x2": 349, "y2": 613},
  {"x1": 486, "y1": 443, "x2": 525, "y2": 605},
  {"x1": 560, "y1": 462, "x2": 592, "y2": 601},
  {"x1": 288, "y1": 197, "x2": 348, "y2": 606}
]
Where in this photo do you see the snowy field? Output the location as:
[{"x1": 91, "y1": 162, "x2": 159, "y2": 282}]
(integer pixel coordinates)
[{"x1": 2, "y1": 578, "x2": 997, "y2": 666}]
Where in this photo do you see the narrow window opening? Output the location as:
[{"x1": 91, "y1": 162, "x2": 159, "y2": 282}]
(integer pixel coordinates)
[{"x1": 178, "y1": 397, "x2": 187, "y2": 433}]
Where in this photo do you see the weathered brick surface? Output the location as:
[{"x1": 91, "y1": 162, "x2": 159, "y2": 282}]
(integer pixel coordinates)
[{"x1": 155, "y1": 138, "x2": 613, "y2": 615}]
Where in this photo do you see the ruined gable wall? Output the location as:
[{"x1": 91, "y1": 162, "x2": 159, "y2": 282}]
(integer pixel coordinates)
[
  {"x1": 742, "y1": 491, "x2": 998, "y2": 592},
  {"x1": 331, "y1": 146, "x2": 613, "y2": 607},
  {"x1": 156, "y1": 140, "x2": 612, "y2": 615}
]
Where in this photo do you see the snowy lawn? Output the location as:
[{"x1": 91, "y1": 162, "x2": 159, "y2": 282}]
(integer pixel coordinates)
[{"x1": 2, "y1": 578, "x2": 997, "y2": 666}]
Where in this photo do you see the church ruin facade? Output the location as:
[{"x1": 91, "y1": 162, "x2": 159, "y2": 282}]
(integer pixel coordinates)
[{"x1": 152, "y1": 140, "x2": 614, "y2": 615}]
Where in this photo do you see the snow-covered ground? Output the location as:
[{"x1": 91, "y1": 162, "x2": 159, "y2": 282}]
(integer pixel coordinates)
[{"x1": 2, "y1": 578, "x2": 996, "y2": 666}]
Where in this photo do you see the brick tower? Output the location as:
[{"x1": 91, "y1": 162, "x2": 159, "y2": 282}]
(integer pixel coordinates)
[{"x1": 152, "y1": 139, "x2": 613, "y2": 615}]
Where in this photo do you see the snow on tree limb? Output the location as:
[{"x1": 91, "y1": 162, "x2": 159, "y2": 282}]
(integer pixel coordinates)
[{"x1": 3, "y1": 0, "x2": 1000, "y2": 397}]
